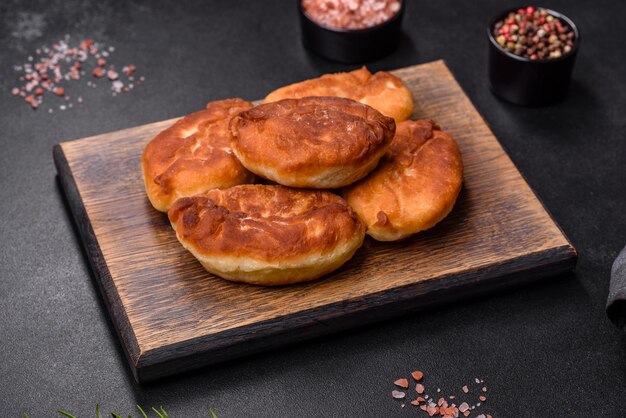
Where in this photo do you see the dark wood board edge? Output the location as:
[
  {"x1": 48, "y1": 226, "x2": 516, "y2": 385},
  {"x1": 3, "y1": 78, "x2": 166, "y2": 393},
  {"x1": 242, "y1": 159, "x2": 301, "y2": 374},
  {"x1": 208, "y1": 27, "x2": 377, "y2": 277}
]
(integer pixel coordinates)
[
  {"x1": 52, "y1": 60, "x2": 579, "y2": 383},
  {"x1": 135, "y1": 245, "x2": 576, "y2": 382},
  {"x1": 52, "y1": 143, "x2": 143, "y2": 381},
  {"x1": 436, "y1": 60, "x2": 579, "y2": 258}
]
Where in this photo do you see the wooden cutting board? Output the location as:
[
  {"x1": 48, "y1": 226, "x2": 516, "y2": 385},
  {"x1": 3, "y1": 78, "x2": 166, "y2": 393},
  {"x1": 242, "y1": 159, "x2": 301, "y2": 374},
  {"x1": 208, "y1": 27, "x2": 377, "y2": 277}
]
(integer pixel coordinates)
[{"x1": 54, "y1": 60, "x2": 576, "y2": 383}]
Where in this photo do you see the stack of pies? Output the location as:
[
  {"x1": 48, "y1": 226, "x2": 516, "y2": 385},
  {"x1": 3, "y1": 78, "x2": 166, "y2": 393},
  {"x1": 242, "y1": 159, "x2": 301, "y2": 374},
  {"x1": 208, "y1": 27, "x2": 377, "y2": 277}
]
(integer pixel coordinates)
[{"x1": 142, "y1": 67, "x2": 463, "y2": 286}]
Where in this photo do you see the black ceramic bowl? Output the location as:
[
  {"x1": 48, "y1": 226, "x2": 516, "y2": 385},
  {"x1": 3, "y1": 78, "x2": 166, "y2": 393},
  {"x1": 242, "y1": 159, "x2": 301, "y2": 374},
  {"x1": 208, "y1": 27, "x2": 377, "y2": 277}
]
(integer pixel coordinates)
[
  {"x1": 298, "y1": 0, "x2": 405, "y2": 63},
  {"x1": 487, "y1": 7, "x2": 580, "y2": 106}
]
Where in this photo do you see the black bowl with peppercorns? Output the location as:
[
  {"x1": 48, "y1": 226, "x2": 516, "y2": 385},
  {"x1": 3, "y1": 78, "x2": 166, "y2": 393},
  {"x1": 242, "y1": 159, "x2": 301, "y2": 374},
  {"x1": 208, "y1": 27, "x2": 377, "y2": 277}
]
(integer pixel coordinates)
[
  {"x1": 488, "y1": 6, "x2": 580, "y2": 106},
  {"x1": 298, "y1": 0, "x2": 405, "y2": 63}
]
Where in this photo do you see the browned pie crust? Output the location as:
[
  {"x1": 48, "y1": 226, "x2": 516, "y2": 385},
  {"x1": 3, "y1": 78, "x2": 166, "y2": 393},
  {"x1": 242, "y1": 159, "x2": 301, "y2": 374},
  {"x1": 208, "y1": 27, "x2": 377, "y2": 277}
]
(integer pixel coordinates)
[
  {"x1": 264, "y1": 66, "x2": 414, "y2": 123},
  {"x1": 343, "y1": 119, "x2": 463, "y2": 241},
  {"x1": 230, "y1": 96, "x2": 395, "y2": 189},
  {"x1": 142, "y1": 98, "x2": 255, "y2": 212},
  {"x1": 168, "y1": 185, "x2": 366, "y2": 285}
]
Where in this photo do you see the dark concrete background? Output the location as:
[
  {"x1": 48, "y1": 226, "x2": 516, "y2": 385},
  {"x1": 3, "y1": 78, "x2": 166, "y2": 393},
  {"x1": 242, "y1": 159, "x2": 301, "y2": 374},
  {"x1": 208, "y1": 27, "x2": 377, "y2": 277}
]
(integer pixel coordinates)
[{"x1": 1, "y1": 0, "x2": 625, "y2": 416}]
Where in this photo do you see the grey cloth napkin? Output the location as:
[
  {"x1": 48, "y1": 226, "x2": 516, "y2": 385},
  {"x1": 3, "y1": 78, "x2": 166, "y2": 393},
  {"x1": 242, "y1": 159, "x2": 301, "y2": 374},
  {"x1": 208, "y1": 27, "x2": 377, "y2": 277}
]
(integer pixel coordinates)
[{"x1": 607, "y1": 245, "x2": 626, "y2": 329}]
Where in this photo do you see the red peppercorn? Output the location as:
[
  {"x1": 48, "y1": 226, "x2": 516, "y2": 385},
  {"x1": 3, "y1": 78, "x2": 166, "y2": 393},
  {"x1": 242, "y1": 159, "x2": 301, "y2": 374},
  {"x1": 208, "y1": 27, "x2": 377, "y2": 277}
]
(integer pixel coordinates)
[{"x1": 493, "y1": 7, "x2": 575, "y2": 60}]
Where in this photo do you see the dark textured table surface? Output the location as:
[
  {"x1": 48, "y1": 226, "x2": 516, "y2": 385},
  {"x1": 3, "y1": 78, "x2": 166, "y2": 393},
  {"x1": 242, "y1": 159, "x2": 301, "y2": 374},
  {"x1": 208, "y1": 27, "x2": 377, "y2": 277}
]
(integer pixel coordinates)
[{"x1": 1, "y1": 0, "x2": 625, "y2": 416}]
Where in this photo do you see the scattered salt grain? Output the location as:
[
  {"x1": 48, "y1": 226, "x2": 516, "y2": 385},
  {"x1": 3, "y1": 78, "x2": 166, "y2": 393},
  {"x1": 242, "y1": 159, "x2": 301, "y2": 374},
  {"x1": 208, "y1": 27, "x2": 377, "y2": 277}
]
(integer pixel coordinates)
[
  {"x1": 111, "y1": 80, "x2": 124, "y2": 93},
  {"x1": 392, "y1": 390, "x2": 405, "y2": 399},
  {"x1": 394, "y1": 378, "x2": 409, "y2": 388},
  {"x1": 9, "y1": 36, "x2": 141, "y2": 110},
  {"x1": 391, "y1": 371, "x2": 493, "y2": 417},
  {"x1": 411, "y1": 370, "x2": 424, "y2": 381}
]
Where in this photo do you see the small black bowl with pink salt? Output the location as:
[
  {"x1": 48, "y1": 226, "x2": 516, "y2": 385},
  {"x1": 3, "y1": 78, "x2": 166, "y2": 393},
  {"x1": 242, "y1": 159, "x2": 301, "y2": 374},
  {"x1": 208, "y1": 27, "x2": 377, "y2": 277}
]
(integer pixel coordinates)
[
  {"x1": 488, "y1": 6, "x2": 580, "y2": 106},
  {"x1": 298, "y1": 0, "x2": 405, "y2": 63}
]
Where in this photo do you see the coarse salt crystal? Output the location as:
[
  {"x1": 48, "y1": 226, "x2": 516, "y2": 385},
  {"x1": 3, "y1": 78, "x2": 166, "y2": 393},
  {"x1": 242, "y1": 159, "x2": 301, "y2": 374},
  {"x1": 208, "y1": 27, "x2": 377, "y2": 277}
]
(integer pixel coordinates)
[
  {"x1": 411, "y1": 370, "x2": 424, "y2": 381},
  {"x1": 394, "y1": 378, "x2": 409, "y2": 388},
  {"x1": 392, "y1": 390, "x2": 405, "y2": 399},
  {"x1": 112, "y1": 80, "x2": 124, "y2": 93}
]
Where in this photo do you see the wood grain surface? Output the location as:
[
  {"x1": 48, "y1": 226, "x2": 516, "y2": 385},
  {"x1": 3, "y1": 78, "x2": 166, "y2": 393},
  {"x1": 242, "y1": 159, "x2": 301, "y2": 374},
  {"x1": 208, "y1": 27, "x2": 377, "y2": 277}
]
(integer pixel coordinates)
[{"x1": 53, "y1": 60, "x2": 576, "y2": 383}]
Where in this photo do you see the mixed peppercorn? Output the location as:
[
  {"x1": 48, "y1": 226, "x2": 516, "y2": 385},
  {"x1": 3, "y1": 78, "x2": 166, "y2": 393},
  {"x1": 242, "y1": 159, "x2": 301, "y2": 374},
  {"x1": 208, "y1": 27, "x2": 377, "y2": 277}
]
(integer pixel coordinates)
[{"x1": 493, "y1": 6, "x2": 575, "y2": 60}]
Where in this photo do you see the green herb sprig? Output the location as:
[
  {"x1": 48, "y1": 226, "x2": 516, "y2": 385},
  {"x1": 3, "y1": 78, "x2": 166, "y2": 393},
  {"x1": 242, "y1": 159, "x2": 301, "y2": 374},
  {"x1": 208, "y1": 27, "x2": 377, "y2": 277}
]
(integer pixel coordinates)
[{"x1": 22, "y1": 405, "x2": 218, "y2": 417}]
